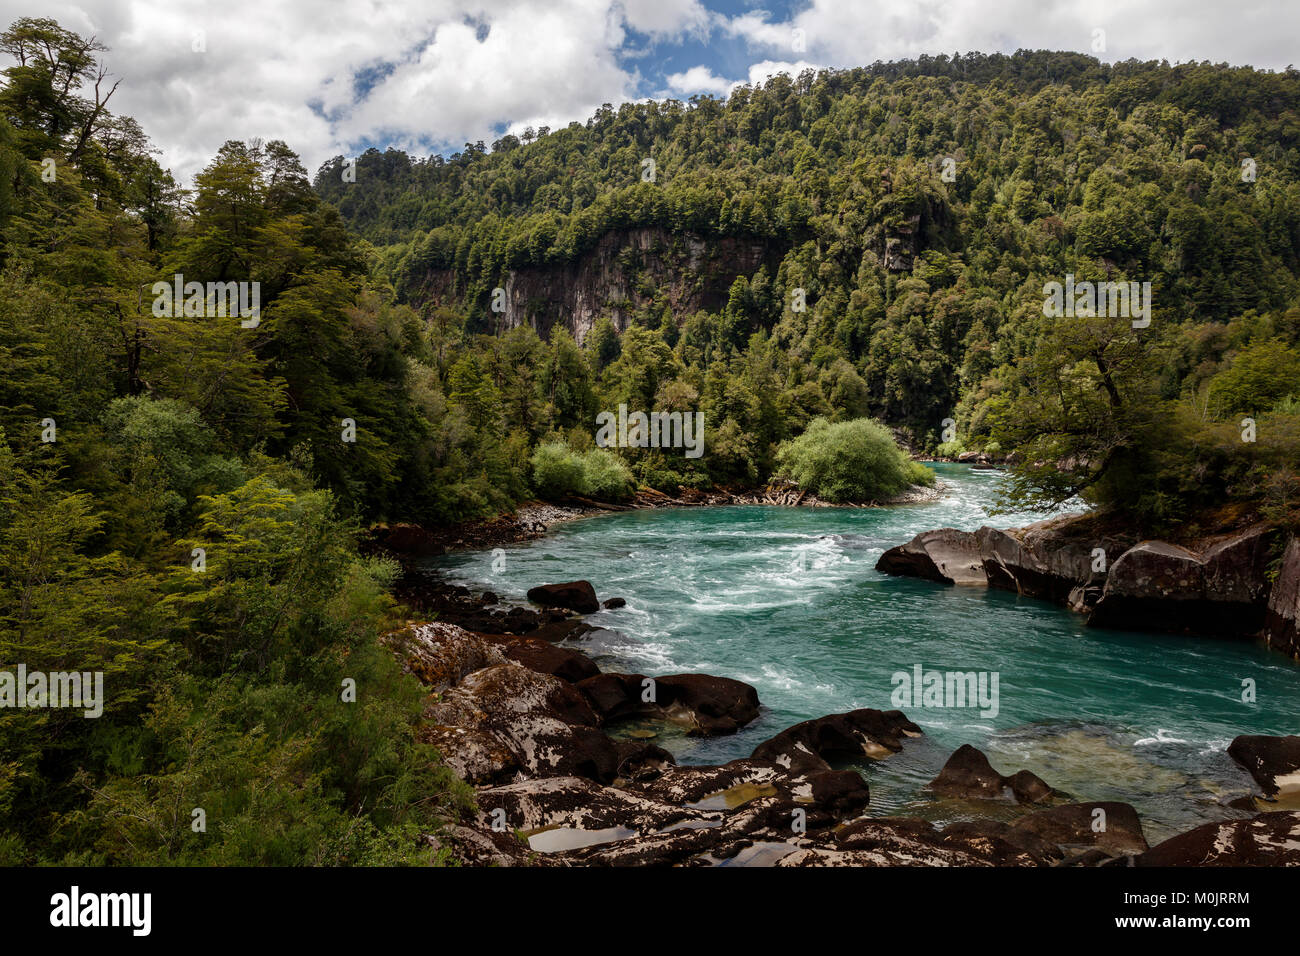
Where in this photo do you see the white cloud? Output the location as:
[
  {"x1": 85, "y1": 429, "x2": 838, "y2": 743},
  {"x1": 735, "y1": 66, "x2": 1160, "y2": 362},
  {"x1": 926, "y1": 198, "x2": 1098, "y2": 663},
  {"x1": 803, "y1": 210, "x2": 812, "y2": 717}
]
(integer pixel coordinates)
[
  {"x1": 725, "y1": 0, "x2": 1299, "y2": 73},
  {"x1": 744, "y1": 59, "x2": 822, "y2": 87},
  {"x1": 665, "y1": 64, "x2": 733, "y2": 96},
  {"x1": 0, "y1": 0, "x2": 703, "y2": 184},
  {"x1": 1, "y1": 0, "x2": 1294, "y2": 187},
  {"x1": 618, "y1": 0, "x2": 711, "y2": 39}
]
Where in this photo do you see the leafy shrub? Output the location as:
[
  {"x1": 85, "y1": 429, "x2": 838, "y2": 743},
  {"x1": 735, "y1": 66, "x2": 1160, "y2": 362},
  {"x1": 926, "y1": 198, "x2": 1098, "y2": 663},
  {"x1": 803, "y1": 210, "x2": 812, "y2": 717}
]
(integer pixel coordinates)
[
  {"x1": 578, "y1": 447, "x2": 637, "y2": 501},
  {"x1": 1207, "y1": 338, "x2": 1300, "y2": 416},
  {"x1": 530, "y1": 442, "x2": 587, "y2": 499},
  {"x1": 776, "y1": 417, "x2": 934, "y2": 502},
  {"x1": 530, "y1": 442, "x2": 635, "y2": 501}
]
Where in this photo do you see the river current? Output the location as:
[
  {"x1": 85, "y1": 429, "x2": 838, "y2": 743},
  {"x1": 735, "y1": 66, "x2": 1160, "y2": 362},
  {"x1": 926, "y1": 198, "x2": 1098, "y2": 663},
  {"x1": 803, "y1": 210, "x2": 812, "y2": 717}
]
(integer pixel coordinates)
[{"x1": 434, "y1": 463, "x2": 1300, "y2": 840}]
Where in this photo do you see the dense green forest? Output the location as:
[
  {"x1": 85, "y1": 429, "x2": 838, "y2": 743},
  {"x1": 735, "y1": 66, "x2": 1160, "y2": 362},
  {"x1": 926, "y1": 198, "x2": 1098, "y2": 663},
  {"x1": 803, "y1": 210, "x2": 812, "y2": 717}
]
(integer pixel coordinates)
[
  {"x1": 317, "y1": 51, "x2": 1300, "y2": 531},
  {"x1": 2, "y1": 14, "x2": 1300, "y2": 864},
  {"x1": 0, "y1": 17, "x2": 473, "y2": 865}
]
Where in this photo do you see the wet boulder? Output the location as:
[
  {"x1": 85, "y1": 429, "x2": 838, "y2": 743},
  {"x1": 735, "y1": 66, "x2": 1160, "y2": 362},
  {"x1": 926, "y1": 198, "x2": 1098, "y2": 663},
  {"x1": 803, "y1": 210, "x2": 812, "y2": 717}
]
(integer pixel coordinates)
[
  {"x1": 875, "y1": 528, "x2": 986, "y2": 585},
  {"x1": 928, "y1": 744, "x2": 1056, "y2": 804},
  {"x1": 577, "y1": 672, "x2": 761, "y2": 736},
  {"x1": 527, "y1": 580, "x2": 601, "y2": 614},
  {"x1": 1228, "y1": 734, "x2": 1300, "y2": 798},
  {"x1": 480, "y1": 633, "x2": 601, "y2": 683},
  {"x1": 751, "y1": 708, "x2": 922, "y2": 773}
]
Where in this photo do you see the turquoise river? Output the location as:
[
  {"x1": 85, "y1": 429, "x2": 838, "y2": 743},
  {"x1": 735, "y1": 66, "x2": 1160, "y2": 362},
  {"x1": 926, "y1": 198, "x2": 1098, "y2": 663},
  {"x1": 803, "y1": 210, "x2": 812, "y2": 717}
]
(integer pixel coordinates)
[{"x1": 434, "y1": 463, "x2": 1300, "y2": 841}]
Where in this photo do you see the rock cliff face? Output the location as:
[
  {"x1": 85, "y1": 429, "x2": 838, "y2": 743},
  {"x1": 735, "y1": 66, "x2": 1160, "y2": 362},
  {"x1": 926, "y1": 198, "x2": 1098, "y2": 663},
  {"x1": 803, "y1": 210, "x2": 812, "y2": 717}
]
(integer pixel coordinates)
[
  {"x1": 413, "y1": 227, "x2": 780, "y2": 343},
  {"x1": 876, "y1": 516, "x2": 1290, "y2": 645},
  {"x1": 1265, "y1": 537, "x2": 1300, "y2": 658}
]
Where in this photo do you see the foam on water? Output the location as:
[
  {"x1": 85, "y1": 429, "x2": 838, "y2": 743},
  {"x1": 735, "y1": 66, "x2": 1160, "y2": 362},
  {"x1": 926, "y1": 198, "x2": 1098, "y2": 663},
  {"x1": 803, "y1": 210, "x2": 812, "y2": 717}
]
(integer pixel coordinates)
[{"x1": 433, "y1": 463, "x2": 1300, "y2": 834}]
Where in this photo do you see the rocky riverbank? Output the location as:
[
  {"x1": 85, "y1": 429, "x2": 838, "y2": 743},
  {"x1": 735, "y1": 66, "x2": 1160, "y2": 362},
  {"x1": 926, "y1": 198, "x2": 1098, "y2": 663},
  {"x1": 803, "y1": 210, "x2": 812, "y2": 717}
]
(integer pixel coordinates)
[
  {"x1": 369, "y1": 480, "x2": 944, "y2": 559},
  {"x1": 876, "y1": 512, "x2": 1300, "y2": 659},
  {"x1": 381, "y1": 553, "x2": 1300, "y2": 866}
]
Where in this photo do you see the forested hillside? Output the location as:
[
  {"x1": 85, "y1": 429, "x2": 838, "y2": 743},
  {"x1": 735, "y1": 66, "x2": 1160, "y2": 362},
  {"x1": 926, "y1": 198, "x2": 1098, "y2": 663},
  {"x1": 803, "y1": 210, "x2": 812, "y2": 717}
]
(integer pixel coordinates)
[{"x1": 318, "y1": 51, "x2": 1300, "y2": 532}]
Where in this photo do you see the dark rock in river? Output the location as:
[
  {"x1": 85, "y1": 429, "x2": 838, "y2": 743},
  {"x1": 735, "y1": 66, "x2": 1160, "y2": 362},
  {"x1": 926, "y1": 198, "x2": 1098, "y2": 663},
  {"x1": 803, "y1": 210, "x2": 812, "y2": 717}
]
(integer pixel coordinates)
[
  {"x1": 878, "y1": 516, "x2": 1282, "y2": 643},
  {"x1": 875, "y1": 528, "x2": 985, "y2": 585},
  {"x1": 602, "y1": 597, "x2": 627, "y2": 609},
  {"x1": 526, "y1": 617, "x2": 596, "y2": 643},
  {"x1": 1136, "y1": 811, "x2": 1300, "y2": 866},
  {"x1": 751, "y1": 708, "x2": 922, "y2": 772},
  {"x1": 1228, "y1": 734, "x2": 1300, "y2": 798},
  {"x1": 928, "y1": 744, "x2": 1056, "y2": 804},
  {"x1": 1088, "y1": 525, "x2": 1275, "y2": 637},
  {"x1": 875, "y1": 516, "x2": 1129, "y2": 602},
  {"x1": 527, "y1": 580, "x2": 601, "y2": 614},
  {"x1": 1011, "y1": 801, "x2": 1149, "y2": 856},
  {"x1": 1265, "y1": 536, "x2": 1300, "y2": 658},
  {"x1": 577, "y1": 672, "x2": 761, "y2": 735}
]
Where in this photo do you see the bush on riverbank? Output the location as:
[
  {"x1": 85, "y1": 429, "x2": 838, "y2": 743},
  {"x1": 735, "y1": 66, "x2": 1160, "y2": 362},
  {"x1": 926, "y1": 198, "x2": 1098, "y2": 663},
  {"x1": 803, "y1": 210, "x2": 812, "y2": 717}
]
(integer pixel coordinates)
[
  {"x1": 531, "y1": 443, "x2": 636, "y2": 502},
  {"x1": 775, "y1": 418, "x2": 935, "y2": 503}
]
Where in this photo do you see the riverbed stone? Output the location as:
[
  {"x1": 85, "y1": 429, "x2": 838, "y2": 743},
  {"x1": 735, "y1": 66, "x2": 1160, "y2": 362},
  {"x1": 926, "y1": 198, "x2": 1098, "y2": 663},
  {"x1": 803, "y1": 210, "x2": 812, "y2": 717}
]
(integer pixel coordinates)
[
  {"x1": 928, "y1": 744, "x2": 1056, "y2": 804},
  {"x1": 750, "y1": 708, "x2": 922, "y2": 772},
  {"x1": 527, "y1": 580, "x2": 601, "y2": 613},
  {"x1": 577, "y1": 672, "x2": 761, "y2": 735},
  {"x1": 1228, "y1": 734, "x2": 1300, "y2": 798}
]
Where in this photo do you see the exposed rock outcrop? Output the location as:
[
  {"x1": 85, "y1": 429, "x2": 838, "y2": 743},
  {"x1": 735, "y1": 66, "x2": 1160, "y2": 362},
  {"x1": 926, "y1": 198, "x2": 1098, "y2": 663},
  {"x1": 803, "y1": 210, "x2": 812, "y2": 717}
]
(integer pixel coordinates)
[
  {"x1": 876, "y1": 515, "x2": 1130, "y2": 602},
  {"x1": 874, "y1": 528, "x2": 987, "y2": 585},
  {"x1": 577, "y1": 672, "x2": 761, "y2": 736},
  {"x1": 1228, "y1": 734, "x2": 1300, "y2": 798},
  {"x1": 414, "y1": 227, "x2": 778, "y2": 344},
  {"x1": 878, "y1": 517, "x2": 1282, "y2": 642},
  {"x1": 1089, "y1": 525, "x2": 1275, "y2": 636},
  {"x1": 927, "y1": 744, "x2": 1057, "y2": 804},
  {"x1": 750, "y1": 708, "x2": 922, "y2": 772},
  {"x1": 1136, "y1": 811, "x2": 1300, "y2": 866},
  {"x1": 1265, "y1": 537, "x2": 1300, "y2": 658},
  {"x1": 1011, "y1": 801, "x2": 1149, "y2": 856}
]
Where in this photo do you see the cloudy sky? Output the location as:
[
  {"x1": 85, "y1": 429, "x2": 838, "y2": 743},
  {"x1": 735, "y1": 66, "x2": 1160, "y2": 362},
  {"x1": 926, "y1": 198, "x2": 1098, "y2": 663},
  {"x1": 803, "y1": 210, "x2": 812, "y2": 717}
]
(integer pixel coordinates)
[{"x1": 5, "y1": 0, "x2": 1296, "y2": 184}]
